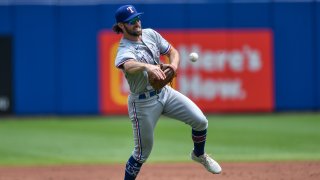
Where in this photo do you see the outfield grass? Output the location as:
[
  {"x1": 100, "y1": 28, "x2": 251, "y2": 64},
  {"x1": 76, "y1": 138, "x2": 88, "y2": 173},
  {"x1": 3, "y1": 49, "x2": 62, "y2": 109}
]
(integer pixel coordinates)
[{"x1": 0, "y1": 113, "x2": 319, "y2": 165}]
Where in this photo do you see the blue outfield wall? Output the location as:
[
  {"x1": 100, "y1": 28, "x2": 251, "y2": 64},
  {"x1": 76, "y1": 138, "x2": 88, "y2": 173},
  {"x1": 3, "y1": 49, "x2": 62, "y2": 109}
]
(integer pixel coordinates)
[
  {"x1": 273, "y1": 2, "x2": 317, "y2": 110},
  {"x1": 0, "y1": 1, "x2": 319, "y2": 114},
  {"x1": 57, "y1": 6, "x2": 99, "y2": 114},
  {"x1": 13, "y1": 6, "x2": 56, "y2": 114},
  {"x1": 317, "y1": 2, "x2": 320, "y2": 109}
]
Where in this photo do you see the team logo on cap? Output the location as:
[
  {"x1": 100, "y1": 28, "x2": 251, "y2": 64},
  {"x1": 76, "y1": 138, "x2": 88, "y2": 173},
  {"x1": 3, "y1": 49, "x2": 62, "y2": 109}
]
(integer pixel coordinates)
[{"x1": 127, "y1": 6, "x2": 134, "y2": 13}]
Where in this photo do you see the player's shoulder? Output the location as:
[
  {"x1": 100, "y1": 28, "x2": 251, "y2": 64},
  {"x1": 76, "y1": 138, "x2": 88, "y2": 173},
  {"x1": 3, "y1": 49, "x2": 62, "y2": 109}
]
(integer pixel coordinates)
[
  {"x1": 143, "y1": 28, "x2": 160, "y2": 35},
  {"x1": 119, "y1": 38, "x2": 133, "y2": 47},
  {"x1": 143, "y1": 28, "x2": 155, "y2": 33},
  {"x1": 143, "y1": 28, "x2": 161, "y2": 39},
  {"x1": 117, "y1": 38, "x2": 135, "y2": 53}
]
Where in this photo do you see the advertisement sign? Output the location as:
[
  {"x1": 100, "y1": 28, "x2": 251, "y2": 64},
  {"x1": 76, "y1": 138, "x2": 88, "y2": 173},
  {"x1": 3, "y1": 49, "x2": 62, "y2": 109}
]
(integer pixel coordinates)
[{"x1": 99, "y1": 30, "x2": 274, "y2": 114}]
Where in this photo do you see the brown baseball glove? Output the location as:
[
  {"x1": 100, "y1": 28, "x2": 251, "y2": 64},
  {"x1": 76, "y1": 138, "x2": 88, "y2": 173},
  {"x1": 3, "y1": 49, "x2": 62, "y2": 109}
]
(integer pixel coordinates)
[{"x1": 148, "y1": 64, "x2": 176, "y2": 90}]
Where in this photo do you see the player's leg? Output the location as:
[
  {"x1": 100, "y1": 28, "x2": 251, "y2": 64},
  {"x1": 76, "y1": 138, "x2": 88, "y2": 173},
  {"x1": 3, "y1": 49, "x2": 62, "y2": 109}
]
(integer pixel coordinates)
[
  {"x1": 162, "y1": 86, "x2": 222, "y2": 174},
  {"x1": 162, "y1": 87, "x2": 208, "y2": 155},
  {"x1": 124, "y1": 97, "x2": 163, "y2": 180}
]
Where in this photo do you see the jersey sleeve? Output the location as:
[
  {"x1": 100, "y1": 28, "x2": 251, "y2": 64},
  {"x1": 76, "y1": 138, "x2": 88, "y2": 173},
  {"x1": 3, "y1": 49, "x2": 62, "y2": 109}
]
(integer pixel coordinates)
[
  {"x1": 115, "y1": 48, "x2": 135, "y2": 68},
  {"x1": 149, "y1": 29, "x2": 171, "y2": 55}
]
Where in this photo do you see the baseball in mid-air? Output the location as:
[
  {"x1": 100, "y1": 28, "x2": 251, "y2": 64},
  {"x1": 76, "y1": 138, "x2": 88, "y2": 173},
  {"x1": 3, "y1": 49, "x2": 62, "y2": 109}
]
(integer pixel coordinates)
[{"x1": 189, "y1": 52, "x2": 199, "y2": 62}]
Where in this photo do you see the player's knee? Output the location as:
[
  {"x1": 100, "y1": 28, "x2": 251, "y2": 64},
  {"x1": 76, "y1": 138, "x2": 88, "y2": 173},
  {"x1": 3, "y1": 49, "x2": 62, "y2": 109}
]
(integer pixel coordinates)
[
  {"x1": 133, "y1": 149, "x2": 152, "y2": 163},
  {"x1": 193, "y1": 116, "x2": 208, "y2": 131},
  {"x1": 133, "y1": 137, "x2": 153, "y2": 163}
]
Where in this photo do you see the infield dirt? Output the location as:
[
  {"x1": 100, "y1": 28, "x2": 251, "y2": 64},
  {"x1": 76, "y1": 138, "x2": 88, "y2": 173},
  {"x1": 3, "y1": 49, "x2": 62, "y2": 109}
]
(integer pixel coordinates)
[{"x1": 0, "y1": 161, "x2": 319, "y2": 180}]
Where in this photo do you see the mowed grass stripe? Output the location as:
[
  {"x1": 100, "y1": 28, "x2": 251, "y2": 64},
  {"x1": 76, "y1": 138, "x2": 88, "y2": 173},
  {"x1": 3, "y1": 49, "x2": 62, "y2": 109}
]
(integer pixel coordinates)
[{"x1": 0, "y1": 113, "x2": 319, "y2": 165}]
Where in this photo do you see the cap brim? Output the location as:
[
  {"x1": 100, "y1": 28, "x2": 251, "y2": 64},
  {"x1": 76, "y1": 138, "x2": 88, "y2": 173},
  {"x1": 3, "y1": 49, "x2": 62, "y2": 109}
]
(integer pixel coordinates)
[{"x1": 124, "y1": 12, "x2": 144, "y2": 22}]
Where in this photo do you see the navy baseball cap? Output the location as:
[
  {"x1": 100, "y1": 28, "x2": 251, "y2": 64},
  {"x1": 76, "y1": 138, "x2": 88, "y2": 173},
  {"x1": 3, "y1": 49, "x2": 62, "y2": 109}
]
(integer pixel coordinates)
[{"x1": 115, "y1": 5, "x2": 143, "y2": 23}]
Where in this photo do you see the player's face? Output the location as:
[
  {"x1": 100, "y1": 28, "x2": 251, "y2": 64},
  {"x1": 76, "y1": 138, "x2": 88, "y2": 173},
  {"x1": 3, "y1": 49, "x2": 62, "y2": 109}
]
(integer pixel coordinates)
[{"x1": 123, "y1": 16, "x2": 142, "y2": 36}]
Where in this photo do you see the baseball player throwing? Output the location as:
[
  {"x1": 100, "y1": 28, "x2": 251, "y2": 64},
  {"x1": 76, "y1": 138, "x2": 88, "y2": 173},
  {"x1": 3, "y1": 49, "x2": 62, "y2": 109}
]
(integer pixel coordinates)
[{"x1": 112, "y1": 5, "x2": 222, "y2": 180}]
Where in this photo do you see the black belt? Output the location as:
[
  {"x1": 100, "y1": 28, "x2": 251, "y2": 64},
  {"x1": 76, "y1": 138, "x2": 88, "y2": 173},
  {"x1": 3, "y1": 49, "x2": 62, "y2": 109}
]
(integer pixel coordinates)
[{"x1": 138, "y1": 89, "x2": 162, "y2": 99}]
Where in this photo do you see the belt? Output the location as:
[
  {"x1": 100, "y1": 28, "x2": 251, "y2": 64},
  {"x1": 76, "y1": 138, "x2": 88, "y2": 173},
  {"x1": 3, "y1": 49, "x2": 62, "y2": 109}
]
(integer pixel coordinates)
[{"x1": 138, "y1": 89, "x2": 162, "y2": 99}]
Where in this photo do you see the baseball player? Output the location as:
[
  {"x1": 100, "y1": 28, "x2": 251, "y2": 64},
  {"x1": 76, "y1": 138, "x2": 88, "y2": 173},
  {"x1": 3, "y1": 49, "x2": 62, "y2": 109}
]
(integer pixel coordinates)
[{"x1": 112, "y1": 5, "x2": 222, "y2": 180}]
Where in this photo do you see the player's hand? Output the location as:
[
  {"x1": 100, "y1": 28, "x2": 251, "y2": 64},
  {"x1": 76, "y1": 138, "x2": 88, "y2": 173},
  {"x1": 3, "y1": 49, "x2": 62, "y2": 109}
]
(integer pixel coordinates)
[{"x1": 146, "y1": 64, "x2": 166, "y2": 80}]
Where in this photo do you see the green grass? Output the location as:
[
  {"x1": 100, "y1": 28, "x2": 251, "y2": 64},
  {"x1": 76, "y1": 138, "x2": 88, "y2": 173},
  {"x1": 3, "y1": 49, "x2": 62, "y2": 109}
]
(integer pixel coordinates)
[{"x1": 0, "y1": 113, "x2": 319, "y2": 166}]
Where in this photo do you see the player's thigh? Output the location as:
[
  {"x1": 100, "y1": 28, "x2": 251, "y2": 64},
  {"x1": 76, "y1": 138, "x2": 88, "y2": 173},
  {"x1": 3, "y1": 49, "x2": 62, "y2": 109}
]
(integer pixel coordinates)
[
  {"x1": 163, "y1": 89, "x2": 208, "y2": 130},
  {"x1": 128, "y1": 99, "x2": 163, "y2": 161},
  {"x1": 128, "y1": 98, "x2": 163, "y2": 140}
]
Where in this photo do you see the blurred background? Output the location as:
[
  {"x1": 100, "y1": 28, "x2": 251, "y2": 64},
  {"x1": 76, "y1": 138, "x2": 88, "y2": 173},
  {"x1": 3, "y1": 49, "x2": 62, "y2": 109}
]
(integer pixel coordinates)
[{"x1": 0, "y1": 0, "x2": 319, "y2": 116}]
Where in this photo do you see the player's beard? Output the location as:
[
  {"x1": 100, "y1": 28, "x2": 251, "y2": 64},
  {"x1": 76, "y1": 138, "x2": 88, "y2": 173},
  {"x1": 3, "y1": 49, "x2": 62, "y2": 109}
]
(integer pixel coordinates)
[{"x1": 124, "y1": 24, "x2": 142, "y2": 37}]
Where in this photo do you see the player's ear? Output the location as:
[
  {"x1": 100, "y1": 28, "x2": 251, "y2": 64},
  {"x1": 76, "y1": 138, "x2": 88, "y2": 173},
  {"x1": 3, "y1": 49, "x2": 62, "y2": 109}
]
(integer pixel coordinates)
[{"x1": 118, "y1": 22, "x2": 124, "y2": 29}]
